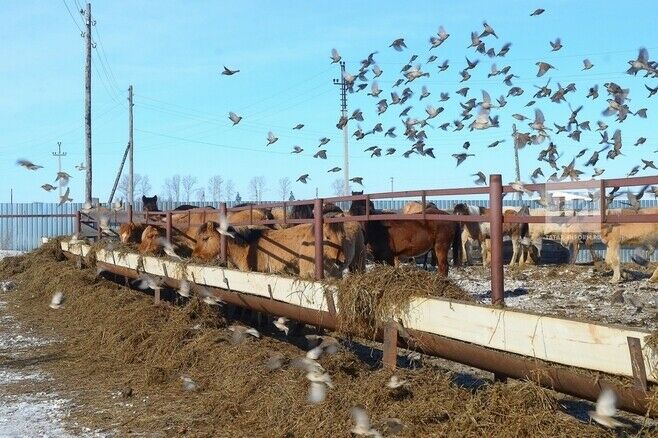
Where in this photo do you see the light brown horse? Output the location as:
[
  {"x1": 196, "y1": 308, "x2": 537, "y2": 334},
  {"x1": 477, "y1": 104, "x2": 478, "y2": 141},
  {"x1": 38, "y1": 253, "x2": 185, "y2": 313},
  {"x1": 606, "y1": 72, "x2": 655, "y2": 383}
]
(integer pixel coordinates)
[
  {"x1": 138, "y1": 225, "x2": 163, "y2": 255},
  {"x1": 193, "y1": 221, "x2": 350, "y2": 278}
]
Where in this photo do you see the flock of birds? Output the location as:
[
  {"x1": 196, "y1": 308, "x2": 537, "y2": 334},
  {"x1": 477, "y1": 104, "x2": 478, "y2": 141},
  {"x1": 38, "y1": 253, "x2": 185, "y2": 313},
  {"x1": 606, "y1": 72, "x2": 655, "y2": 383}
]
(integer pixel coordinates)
[
  {"x1": 16, "y1": 159, "x2": 85, "y2": 205},
  {"x1": 220, "y1": 6, "x2": 658, "y2": 199}
]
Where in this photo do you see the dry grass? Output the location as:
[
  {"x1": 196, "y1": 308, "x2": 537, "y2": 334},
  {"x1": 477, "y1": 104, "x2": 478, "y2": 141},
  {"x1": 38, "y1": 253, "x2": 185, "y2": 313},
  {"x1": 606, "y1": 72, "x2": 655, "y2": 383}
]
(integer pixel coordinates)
[
  {"x1": 0, "y1": 242, "x2": 637, "y2": 437},
  {"x1": 335, "y1": 264, "x2": 473, "y2": 338}
]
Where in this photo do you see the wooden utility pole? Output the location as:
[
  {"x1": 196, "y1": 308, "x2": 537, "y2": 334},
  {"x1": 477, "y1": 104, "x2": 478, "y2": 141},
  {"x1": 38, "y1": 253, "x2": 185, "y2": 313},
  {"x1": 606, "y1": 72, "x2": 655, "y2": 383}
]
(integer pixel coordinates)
[
  {"x1": 84, "y1": 3, "x2": 93, "y2": 204},
  {"x1": 128, "y1": 85, "x2": 134, "y2": 206}
]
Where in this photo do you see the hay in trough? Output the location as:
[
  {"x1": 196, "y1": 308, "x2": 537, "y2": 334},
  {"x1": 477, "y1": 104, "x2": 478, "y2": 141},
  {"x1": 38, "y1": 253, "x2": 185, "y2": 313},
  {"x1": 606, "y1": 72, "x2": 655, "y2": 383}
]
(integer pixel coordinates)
[
  {"x1": 0, "y1": 242, "x2": 648, "y2": 436},
  {"x1": 336, "y1": 264, "x2": 473, "y2": 337}
]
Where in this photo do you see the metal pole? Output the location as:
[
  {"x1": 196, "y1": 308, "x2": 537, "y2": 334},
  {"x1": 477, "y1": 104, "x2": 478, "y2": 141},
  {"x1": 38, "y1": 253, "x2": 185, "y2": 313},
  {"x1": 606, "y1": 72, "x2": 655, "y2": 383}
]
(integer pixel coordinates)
[
  {"x1": 52, "y1": 142, "x2": 67, "y2": 197},
  {"x1": 128, "y1": 85, "x2": 134, "y2": 207},
  {"x1": 219, "y1": 202, "x2": 227, "y2": 265},
  {"x1": 333, "y1": 61, "x2": 349, "y2": 195},
  {"x1": 489, "y1": 174, "x2": 504, "y2": 306},
  {"x1": 84, "y1": 3, "x2": 93, "y2": 204},
  {"x1": 313, "y1": 198, "x2": 324, "y2": 280},
  {"x1": 107, "y1": 142, "x2": 130, "y2": 205}
]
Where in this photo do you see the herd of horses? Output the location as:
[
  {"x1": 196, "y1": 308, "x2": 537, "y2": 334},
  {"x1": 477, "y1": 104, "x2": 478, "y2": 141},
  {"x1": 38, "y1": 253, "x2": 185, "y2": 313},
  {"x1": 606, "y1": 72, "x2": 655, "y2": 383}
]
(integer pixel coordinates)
[{"x1": 114, "y1": 194, "x2": 658, "y2": 284}]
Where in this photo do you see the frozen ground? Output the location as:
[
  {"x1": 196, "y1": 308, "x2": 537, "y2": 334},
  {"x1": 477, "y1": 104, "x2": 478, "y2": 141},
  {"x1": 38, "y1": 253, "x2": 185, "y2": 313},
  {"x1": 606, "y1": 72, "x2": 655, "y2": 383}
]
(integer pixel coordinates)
[{"x1": 449, "y1": 262, "x2": 658, "y2": 331}]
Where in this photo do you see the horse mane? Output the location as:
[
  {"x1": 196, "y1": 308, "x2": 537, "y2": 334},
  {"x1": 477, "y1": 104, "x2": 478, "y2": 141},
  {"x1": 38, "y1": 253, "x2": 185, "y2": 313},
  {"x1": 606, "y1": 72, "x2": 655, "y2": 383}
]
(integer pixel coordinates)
[{"x1": 290, "y1": 204, "x2": 314, "y2": 219}]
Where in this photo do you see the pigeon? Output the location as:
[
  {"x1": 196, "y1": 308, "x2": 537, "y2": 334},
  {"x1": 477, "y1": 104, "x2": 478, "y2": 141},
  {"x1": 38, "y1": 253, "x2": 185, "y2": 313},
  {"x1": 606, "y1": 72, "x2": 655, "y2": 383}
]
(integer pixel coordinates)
[
  {"x1": 180, "y1": 375, "x2": 198, "y2": 391},
  {"x1": 17, "y1": 159, "x2": 43, "y2": 170},
  {"x1": 437, "y1": 60, "x2": 449, "y2": 72},
  {"x1": 292, "y1": 123, "x2": 304, "y2": 130},
  {"x1": 308, "y1": 381, "x2": 327, "y2": 404},
  {"x1": 351, "y1": 406, "x2": 381, "y2": 437},
  {"x1": 273, "y1": 317, "x2": 290, "y2": 335},
  {"x1": 646, "y1": 84, "x2": 658, "y2": 97},
  {"x1": 0, "y1": 281, "x2": 16, "y2": 292},
  {"x1": 55, "y1": 171, "x2": 72, "y2": 186},
  {"x1": 221, "y1": 66, "x2": 239, "y2": 75},
  {"x1": 384, "y1": 127, "x2": 396, "y2": 138},
  {"x1": 549, "y1": 38, "x2": 563, "y2": 51},
  {"x1": 530, "y1": 8, "x2": 545, "y2": 16},
  {"x1": 480, "y1": 21, "x2": 498, "y2": 39},
  {"x1": 177, "y1": 279, "x2": 191, "y2": 298},
  {"x1": 157, "y1": 237, "x2": 181, "y2": 259},
  {"x1": 228, "y1": 111, "x2": 242, "y2": 125},
  {"x1": 635, "y1": 108, "x2": 648, "y2": 118},
  {"x1": 49, "y1": 291, "x2": 64, "y2": 309},
  {"x1": 390, "y1": 38, "x2": 407, "y2": 51},
  {"x1": 229, "y1": 324, "x2": 260, "y2": 344},
  {"x1": 372, "y1": 65, "x2": 383, "y2": 78},
  {"x1": 582, "y1": 58, "x2": 594, "y2": 70},
  {"x1": 642, "y1": 159, "x2": 657, "y2": 170},
  {"x1": 497, "y1": 43, "x2": 512, "y2": 57},
  {"x1": 368, "y1": 81, "x2": 382, "y2": 97},
  {"x1": 350, "y1": 109, "x2": 364, "y2": 121},
  {"x1": 58, "y1": 187, "x2": 72, "y2": 206},
  {"x1": 350, "y1": 177, "x2": 364, "y2": 186},
  {"x1": 291, "y1": 146, "x2": 303, "y2": 154},
  {"x1": 330, "y1": 48, "x2": 341, "y2": 64},
  {"x1": 74, "y1": 162, "x2": 87, "y2": 171},
  {"x1": 386, "y1": 375, "x2": 407, "y2": 389},
  {"x1": 587, "y1": 85, "x2": 599, "y2": 99},
  {"x1": 452, "y1": 153, "x2": 474, "y2": 166},
  {"x1": 41, "y1": 184, "x2": 57, "y2": 192},
  {"x1": 536, "y1": 62, "x2": 555, "y2": 77},
  {"x1": 318, "y1": 137, "x2": 330, "y2": 147},
  {"x1": 266, "y1": 131, "x2": 278, "y2": 146},
  {"x1": 430, "y1": 26, "x2": 450, "y2": 48},
  {"x1": 297, "y1": 174, "x2": 310, "y2": 184},
  {"x1": 635, "y1": 137, "x2": 647, "y2": 146},
  {"x1": 471, "y1": 172, "x2": 487, "y2": 185},
  {"x1": 589, "y1": 389, "x2": 624, "y2": 428},
  {"x1": 133, "y1": 273, "x2": 163, "y2": 291},
  {"x1": 327, "y1": 167, "x2": 341, "y2": 173},
  {"x1": 313, "y1": 149, "x2": 327, "y2": 159}
]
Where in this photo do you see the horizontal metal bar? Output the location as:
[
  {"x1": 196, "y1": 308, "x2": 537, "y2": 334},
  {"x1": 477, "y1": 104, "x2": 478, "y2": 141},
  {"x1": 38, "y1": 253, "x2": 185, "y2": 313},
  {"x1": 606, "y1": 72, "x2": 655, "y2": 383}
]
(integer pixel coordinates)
[{"x1": 0, "y1": 214, "x2": 76, "y2": 218}]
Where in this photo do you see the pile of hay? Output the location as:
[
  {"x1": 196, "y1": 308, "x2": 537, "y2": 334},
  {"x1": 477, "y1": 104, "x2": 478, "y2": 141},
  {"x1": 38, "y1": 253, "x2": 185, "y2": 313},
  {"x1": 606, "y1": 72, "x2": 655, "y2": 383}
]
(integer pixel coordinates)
[
  {"x1": 336, "y1": 264, "x2": 473, "y2": 337},
  {"x1": 0, "y1": 242, "x2": 642, "y2": 436}
]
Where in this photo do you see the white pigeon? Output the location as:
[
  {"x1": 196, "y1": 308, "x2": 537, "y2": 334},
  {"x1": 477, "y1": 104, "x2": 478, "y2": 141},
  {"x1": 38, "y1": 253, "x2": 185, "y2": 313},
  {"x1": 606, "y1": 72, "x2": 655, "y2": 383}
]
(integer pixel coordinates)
[
  {"x1": 273, "y1": 316, "x2": 290, "y2": 335},
  {"x1": 50, "y1": 291, "x2": 64, "y2": 309},
  {"x1": 308, "y1": 381, "x2": 326, "y2": 404},
  {"x1": 218, "y1": 211, "x2": 234, "y2": 238},
  {"x1": 589, "y1": 389, "x2": 624, "y2": 428},
  {"x1": 306, "y1": 370, "x2": 334, "y2": 388},
  {"x1": 351, "y1": 406, "x2": 382, "y2": 437},
  {"x1": 177, "y1": 279, "x2": 191, "y2": 298},
  {"x1": 133, "y1": 274, "x2": 162, "y2": 291},
  {"x1": 229, "y1": 324, "x2": 260, "y2": 344},
  {"x1": 306, "y1": 345, "x2": 324, "y2": 360},
  {"x1": 266, "y1": 353, "x2": 285, "y2": 370},
  {"x1": 198, "y1": 287, "x2": 222, "y2": 305},
  {"x1": 157, "y1": 237, "x2": 182, "y2": 260},
  {"x1": 386, "y1": 375, "x2": 407, "y2": 389},
  {"x1": 180, "y1": 375, "x2": 198, "y2": 392},
  {"x1": 0, "y1": 281, "x2": 16, "y2": 292}
]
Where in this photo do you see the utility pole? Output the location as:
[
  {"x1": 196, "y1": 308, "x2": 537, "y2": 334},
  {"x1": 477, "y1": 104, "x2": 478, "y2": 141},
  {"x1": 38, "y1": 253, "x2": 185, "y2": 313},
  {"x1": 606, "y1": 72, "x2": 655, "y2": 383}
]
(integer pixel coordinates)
[
  {"x1": 332, "y1": 61, "x2": 349, "y2": 195},
  {"x1": 127, "y1": 85, "x2": 134, "y2": 206},
  {"x1": 390, "y1": 177, "x2": 394, "y2": 192},
  {"x1": 52, "y1": 142, "x2": 67, "y2": 197},
  {"x1": 83, "y1": 3, "x2": 93, "y2": 204}
]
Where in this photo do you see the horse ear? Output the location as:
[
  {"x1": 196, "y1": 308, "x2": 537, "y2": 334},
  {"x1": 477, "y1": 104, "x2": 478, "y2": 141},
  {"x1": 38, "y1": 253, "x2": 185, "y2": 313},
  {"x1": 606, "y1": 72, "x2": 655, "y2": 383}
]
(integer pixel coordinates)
[
  {"x1": 153, "y1": 195, "x2": 158, "y2": 202},
  {"x1": 206, "y1": 221, "x2": 215, "y2": 232},
  {"x1": 142, "y1": 195, "x2": 147, "y2": 202}
]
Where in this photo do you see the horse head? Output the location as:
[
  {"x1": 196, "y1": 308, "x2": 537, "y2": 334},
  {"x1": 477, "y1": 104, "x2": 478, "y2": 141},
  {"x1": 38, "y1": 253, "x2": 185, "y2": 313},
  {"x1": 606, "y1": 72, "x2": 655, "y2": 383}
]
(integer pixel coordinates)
[
  {"x1": 453, "y1": 203, "x2": 470, "y2": 215},
  {"x1": 142, "y1": 195, "x2": 159, "y2": 212},
  {"x1": 348, "y1": 191, "x2": 375, "y2": 216}
]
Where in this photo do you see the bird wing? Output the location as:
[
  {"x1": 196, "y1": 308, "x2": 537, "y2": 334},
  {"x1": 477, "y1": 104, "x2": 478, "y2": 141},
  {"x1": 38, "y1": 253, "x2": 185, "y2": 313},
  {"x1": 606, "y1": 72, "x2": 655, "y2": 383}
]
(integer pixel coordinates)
[
  {"x1": 596, "y1": 389, "x2": 617, "y2": 417},
  {"x1": 351, "y1": 406, "x2": 370, "y2": 430}
]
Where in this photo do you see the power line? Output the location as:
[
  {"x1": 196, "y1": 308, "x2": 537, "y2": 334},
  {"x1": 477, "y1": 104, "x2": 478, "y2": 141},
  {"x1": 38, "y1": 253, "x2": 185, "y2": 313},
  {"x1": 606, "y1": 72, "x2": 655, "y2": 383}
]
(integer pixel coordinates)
[{"x1": 61, "y1": 0, "x2": 83, "y2": 33}]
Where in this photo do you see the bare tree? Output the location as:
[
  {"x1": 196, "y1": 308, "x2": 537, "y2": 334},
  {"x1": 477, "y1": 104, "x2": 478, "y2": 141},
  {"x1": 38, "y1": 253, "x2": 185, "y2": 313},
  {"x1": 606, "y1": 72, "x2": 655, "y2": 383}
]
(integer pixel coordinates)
[
  {"x1": 248, "y1": 176, "x2": 266, "y2": 202},
  {"x1": 331, "y1": 178, "x2": 346, "y2": 196},
  {"x1": 163, "y1": 175, "x2": 181, "y2": 202},
  {"x1": 225, "y1": 180, "x2": 236, "y2": 203},
  {"x1": 118, "y1": 173, "x2": 143, "y2": 200},
  {"x1": 196, "y1": 188, "x2": 206, "y2": 202},
  {"x1": 139, "y1": 175, "x2": 152, "y2": 197},
  {"x1": 208, "y1": 175, "x2": 223, "y2": 202},
  {"x1": 277, "y1": 177, "x2": 291, "y2": 200},
  {"x1": 181, "y1": 175, "x2": 198, "y2": 201}
]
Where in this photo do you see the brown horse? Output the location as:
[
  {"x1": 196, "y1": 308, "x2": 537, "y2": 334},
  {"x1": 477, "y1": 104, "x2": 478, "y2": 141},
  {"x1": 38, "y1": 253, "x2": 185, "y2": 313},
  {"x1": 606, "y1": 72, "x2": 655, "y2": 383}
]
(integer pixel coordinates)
[
  {"x1": 192, "y1": 221, "x2": 349, "y2": 278},
  {"x1": 139, "y1": 225, "x2": 163, "y2": 255},
  {"x1": 119, "y1": 222, "x2": 146, "y2": 244},
  {"x1": 349, "y1": 198, "x2": 458, "y2": 276}
]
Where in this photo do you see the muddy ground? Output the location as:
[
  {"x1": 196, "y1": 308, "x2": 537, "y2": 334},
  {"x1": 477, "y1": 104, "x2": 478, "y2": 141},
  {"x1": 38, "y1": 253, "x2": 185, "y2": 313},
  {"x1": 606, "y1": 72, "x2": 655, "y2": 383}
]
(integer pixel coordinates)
[{"x1": 0, "y1": 244, "x2": 657, "y2": 437}]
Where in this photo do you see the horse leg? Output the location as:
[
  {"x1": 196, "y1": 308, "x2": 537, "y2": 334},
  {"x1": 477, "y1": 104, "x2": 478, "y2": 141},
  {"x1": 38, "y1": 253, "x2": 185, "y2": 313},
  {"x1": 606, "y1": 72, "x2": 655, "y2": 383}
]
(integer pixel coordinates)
[
  {"x1": 434, "y1": 241, "x2": 450, "y2": 277},
  {"x1": 481, "y1": 238, "x2": 490, "y2": 267},
  {"x1": 461, "y1": 229, "x2": 469, "y2": 265},
  {"x1": 606, "y1": 239, "x2": 623, "y2": 283}
]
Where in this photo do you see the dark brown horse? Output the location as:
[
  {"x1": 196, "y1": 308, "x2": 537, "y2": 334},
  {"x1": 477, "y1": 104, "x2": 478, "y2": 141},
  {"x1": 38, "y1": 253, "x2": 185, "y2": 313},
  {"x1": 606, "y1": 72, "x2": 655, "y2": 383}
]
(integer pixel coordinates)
[
  {"x1": 142, "y1": 195, "x2": 160, "y2": 212},
  {"x1": 348, "y1": 196, "x2": 460, "y2": 275}
]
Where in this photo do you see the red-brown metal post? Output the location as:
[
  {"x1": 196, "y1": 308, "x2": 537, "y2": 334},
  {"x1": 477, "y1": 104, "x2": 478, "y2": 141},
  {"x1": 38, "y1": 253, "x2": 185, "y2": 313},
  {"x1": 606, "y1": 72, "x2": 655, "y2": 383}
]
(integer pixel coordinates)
[
  {"x1": 127, "y1": 204, "x2": 133, "y2": 224},
  {"x1": 313, "y1": 198, "x2": 324, "y2": 280},
  {"x1": 489, "y1": 174, "x2": 504, "y2": 306},
  {"x1": 219, "y1": 202, "x2": 227, "y2": 265},
  {"x1": 599, "y1": 179, "x2": 607, "y2": 223},
  {"x1": 165, "y1": 212, "x2": 172, "y2": 243},
  {"x1": 383, "y1": 321, "x2": 398, "y2": 369},
  {"x1": 75, "y1": 211, "x2": 81, "y2": 236}
]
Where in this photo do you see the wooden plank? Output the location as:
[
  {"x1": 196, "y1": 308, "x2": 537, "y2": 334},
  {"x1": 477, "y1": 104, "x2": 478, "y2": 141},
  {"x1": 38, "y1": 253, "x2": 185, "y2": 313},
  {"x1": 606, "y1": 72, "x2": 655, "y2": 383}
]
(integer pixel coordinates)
[
  {"x1": 628, "y1": 337, "x2": 648, "y2": 391},
  {"x1": 383, "y1": 321, "x2": 398, "y2": 369},
  {"x1": 61, "y1": 242, "x2": 658, "y2": 383},
  {"x1": 403, "y1": 298, "x2": 657, "y2": 383}
]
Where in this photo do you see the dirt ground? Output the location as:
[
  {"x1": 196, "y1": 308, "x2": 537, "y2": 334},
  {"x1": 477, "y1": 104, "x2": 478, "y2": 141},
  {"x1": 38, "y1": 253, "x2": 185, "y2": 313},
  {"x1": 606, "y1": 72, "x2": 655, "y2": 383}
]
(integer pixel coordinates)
[{"x1": 0, "y1": 243, "x2": 656, "y2": 437}]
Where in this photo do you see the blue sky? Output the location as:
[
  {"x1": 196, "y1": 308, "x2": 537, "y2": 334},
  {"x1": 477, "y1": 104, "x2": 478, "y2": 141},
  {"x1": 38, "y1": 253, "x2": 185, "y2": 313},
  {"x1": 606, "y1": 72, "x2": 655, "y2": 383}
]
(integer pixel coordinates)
[{"x1": 2, "y1": 0, "x2": 658, "y2": 203}]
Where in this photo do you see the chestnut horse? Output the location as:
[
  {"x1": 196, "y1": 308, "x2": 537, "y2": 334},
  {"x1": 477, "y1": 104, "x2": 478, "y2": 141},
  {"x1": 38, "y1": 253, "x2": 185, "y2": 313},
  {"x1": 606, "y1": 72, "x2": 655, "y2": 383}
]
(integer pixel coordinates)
[
  {"x1": 192, "y1": 221, "x2": 349, "y2": 278},
  {"x1": 349, "y1": 197, "x2": 458, "y2": 276}
]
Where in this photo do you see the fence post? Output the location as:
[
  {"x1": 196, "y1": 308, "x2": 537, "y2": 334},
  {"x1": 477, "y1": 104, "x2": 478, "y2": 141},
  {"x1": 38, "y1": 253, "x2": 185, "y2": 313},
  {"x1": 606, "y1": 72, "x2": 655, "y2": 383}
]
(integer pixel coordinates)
[
  {"x1": 383, "y1": 321, "x2": 398, "y2": 369},
  {"x1": 489, "y1": 174, "x2": 504, "y2": 307},
  {"x1": 219, "y1": 202, "x2": 227, "y2": 265},
  {"x1": 165, "y1": 211, "x2": 172, "y2": 243},
  {"x1": 313, "y1": 199, "x2": 324, "y2": 280},
  {"x1": 75, "y1": 211, "x2": 81, "y2": 236}
]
